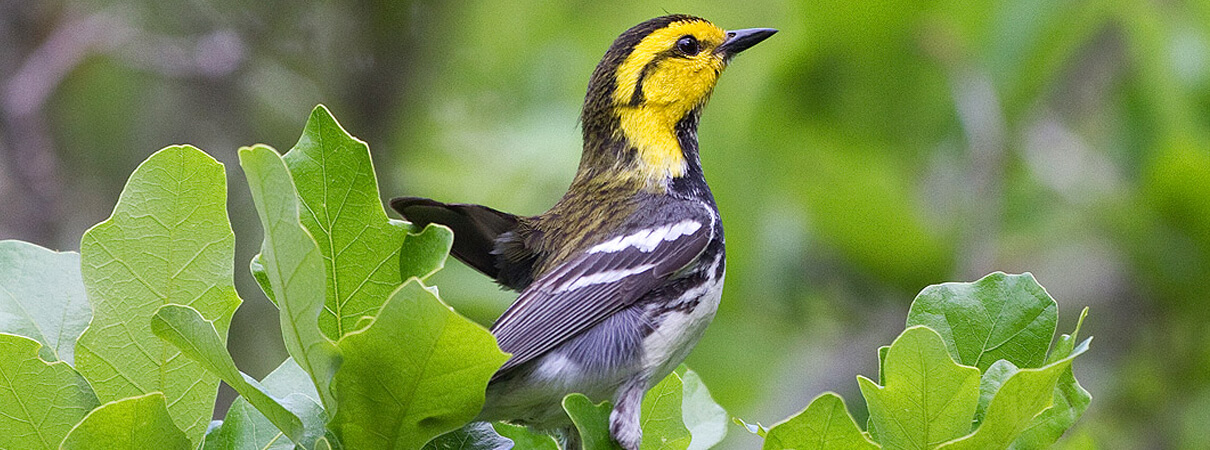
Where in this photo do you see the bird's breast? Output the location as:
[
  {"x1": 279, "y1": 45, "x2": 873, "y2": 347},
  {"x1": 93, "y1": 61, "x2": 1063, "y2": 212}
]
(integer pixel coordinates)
[{"x1": 639, "y1": 240, "x2": 725, "y2": 380}]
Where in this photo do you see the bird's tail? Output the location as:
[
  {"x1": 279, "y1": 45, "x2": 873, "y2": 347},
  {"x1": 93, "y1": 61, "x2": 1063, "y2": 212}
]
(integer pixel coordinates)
[{"x1": 389, "y1": 196, "x2": 522, "y2": 284}]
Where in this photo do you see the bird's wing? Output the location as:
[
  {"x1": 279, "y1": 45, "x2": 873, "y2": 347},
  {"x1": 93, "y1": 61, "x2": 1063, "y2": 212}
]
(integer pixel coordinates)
[
  {"x1": 491, "y1": 214, "x2": 713, "y2": 373},
  {"x1": 389, "y1": 197, "x2": 520, "y2": 281}
]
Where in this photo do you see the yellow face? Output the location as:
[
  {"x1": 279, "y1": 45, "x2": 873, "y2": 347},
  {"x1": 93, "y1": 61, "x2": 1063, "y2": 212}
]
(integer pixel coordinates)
[
  {"x1": 613, "y1": 19, "x2": 730, "y2": 109},
  {"x1": 611, "y1": 19, "x2": 730, "y2": 180}
]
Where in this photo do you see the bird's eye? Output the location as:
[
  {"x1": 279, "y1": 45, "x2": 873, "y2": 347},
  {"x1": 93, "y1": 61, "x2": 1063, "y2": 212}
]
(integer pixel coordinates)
[{"x1": 676, "y1": 36, "x2": 700, "y2": 56}]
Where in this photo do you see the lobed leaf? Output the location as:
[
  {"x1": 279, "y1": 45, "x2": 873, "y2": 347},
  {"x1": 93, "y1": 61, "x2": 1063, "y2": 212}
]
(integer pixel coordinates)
[
  {"x1": 974, "y1": 359, "x2": 1020, "y2": 426},
  {"x1": 202, "y1": 358, "x2": 327, "y2": 450},
  {"x1": 0, "y1": 240, "x2": 90, "y2": 365},
  {"x1": 1009, "y1": 369, "x2": 1090, "y2": 449},
  {"x1": 762, "y1": 393, "x2": 877, "y2": 450},
  {"x1": 1011, "y1": 308, "x2": 1092, "y2": 449},
  {"x1": 399, "y1": 223, "x2": 455, "y2": 281},
  {"x1": 564, "y1": 394, "x2": 623, "y2": 450},
  {"x1": 203, "y1": 393, "x2": 325, "y2": 450},
  {"x1": 679, "y1": 367, "x2": 728, "y2": 450},
  {"x1": 857, "y1": 326, "x2": 981, "y2": 449},
  {"x1": 240, "y1": 144, "x2": 341, "y2": 411},
  {"x1": 423, "y1": 422, "x2": 515, "y2": 450},
  {"x1": 277, "y1": 105, "x2": 449, "y2": 340},
  {"x1": 151, "y1": 304, "x2": 314, "y2": 447},
  {"x1": 559, "y1": 368, "x2": 731, "y2": 450},
  {"x1": 0, "y1": 334, "x2": 99, "y2": 450},
  {"x1": 940, "y1": 338, "x2": 1091, "y2": 449},
  {"x1": 493, "y1": 423, "x2": 559, "y2": 450},
  {"x1": 330, "y1": 280, "x2": 508, "y2": 448},
  {"x1": 60, "y1": 392, "x2": 190, "y2": 450},
  {"x1": 641, "y1": 371, "x2": 692, "y2": 450},
  {"x1": 868, "y1": 344, "x2": 890, "y2": 440},
  {"x1": 906, "y1": 272, "x2": 1057, "y2": 371},
  {"x1": 204, "y1": 400, "x2": 294, "y2": 450},
  {"x1": 74, "y1": 145, "x2": 242, "y2": 444}
]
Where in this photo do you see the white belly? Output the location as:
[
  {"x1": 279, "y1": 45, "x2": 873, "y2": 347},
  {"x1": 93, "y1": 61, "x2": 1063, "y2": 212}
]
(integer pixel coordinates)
[{"x1": 641, "y1": 270, "x2": 725, "y2": 380}]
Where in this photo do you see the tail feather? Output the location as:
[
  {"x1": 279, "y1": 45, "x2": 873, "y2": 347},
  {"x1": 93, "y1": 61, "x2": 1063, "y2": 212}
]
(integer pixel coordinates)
[{"x1": 389, "y1": 196, "x2": 522, "y2": 285}]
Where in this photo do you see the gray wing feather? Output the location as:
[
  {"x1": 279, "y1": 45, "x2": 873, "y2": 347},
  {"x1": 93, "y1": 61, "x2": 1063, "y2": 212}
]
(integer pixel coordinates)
[{"x1": 490, "y1": 216, "x2": 712, "y2": 374}]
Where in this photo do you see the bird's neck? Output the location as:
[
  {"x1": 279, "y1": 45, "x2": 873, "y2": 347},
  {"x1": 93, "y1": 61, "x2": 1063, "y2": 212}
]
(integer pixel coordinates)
[{"x1": 575, "y1": 105, "x2": 704, "y2": 194}]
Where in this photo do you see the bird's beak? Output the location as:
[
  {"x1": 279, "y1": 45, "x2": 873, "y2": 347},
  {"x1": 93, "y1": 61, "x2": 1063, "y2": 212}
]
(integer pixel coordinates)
[{"x1": 716, "y1": 27, "x2": 778, "y2": 57}]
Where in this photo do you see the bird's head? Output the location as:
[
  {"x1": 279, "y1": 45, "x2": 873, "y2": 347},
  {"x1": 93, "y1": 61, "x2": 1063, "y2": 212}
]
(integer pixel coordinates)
[{"x1": 578, "y1": 15, "x2": 776, "y2": 185}]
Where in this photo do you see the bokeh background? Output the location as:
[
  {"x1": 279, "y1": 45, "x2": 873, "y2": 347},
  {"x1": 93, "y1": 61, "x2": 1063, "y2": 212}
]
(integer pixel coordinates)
[{"x1": 2, "y1": 0, "x2": 1207, "y2": 448}]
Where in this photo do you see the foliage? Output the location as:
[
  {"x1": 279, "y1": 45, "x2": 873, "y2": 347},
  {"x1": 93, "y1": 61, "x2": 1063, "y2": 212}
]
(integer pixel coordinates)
[
  {"x1": 59, "y1": 393, "x2": 191, "y2": 450},
  {"x1": 11, "y1": 0, "x2": 1210, "y2": 445},
  {"x1": 0, "y1": 241, "x2": 90, "y2": 365},
  {"x1": 73, "y1": 145, "x2": 242, "y2": 443},
  {"x1": 0, "y1": 107, "x2": 1090, "y2": 449},
  {"x1": 0, "y1": 334, "x2": 97, "y2": 450},
  {"x1": 328, "y1": 281, "x2": 507, "y2": 448},
  {"x1": 752, "y1": 273, "x2": 1091, "y2": 450}
]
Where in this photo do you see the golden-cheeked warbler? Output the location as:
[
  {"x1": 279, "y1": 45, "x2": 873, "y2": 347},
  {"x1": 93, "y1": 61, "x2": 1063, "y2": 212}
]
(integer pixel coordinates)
[{"x1": 392, "y1": 14, "x2": 775, "y2": 450}]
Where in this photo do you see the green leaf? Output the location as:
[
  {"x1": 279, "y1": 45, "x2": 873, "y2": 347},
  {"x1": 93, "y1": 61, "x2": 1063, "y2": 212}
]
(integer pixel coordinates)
[
  {"x1": 906, "y1": 272, "x2": 1058, "y2": 371},
  {"x1": 240, "y1": 144, "x2": 341, "y2": 412},
  {"x1": 151, "y1": 304, "x2": 312, "y2": 447},
  {"x1": 876, "y1": 345, "x2": 889, "y2": 384},
  {"x1": 1044, "y1": 307, "x2": 1087, "y2": 365},
  {"x1": 423, "y1": 422, "x2": 514, "y2": 450},
  {"x1": 493, "y1": 423, "x2": 559, "y2": 450},
  {"x1": 74, "y1": 145, "x2": 242, "y2": 444},
  {"x1": 330, "y1": 280, "x2": 508, "y2": 449},
  {"x1": 60, "y1": 392, "x2": 191, "y2": 450},
  {"x1": 868, "y1": 344, "x2": 890, "y2": 441},
  {"x1": 1011, "y1": 310, "x2": 1093, "y2": 449},
  {"x1": 940, "y1": 338, "x2": 1091, "y2": 449},
  {"x1": 857, "y1": 325, "x2": 981, "y2": 449},
  {"x1": 0, "y1": 241, "x2": 90, "y2": 365},
  {"x1": 399, "y1": 223, "x2": 455, "y2": 281},
  {"x1": 249, "y1": 254, "x2": 275, "y2": 306},
  {"x1": 203, "y1": 393, "x2": 325, "y2": 450},
  {"x1": 564, "y1": 394, "x2": 623, "y2": 450},
  {"x1": 974, "y1": 359, "x2": 1019, "y2": 426},
  {"x1": 679, "y1": 367, "x2": 727, "y2": 450},
  {"x1": 280, "y1": 105, "x2": 449, "y2": 340},
  {"x1": 558, "y1": 369, "x2": 728, "y2": 450},
  {"x1": 0, "y1": 334, "x2": 99, "y2": 450},
  {"x1": 762, "y1": 392, "x2": 877, "y2": 450},
  {"x1": 642, "y1": 371, "x2": 692, "y2": 450},
  {"x1": 203, "y1": 401, "x2": 291, "y2": 450},
  {"x1": 1009, "y1": 368, "x2": 1090, "y2": 449},
  {"x1": 202, "y1": 358, "x2": 327, "y2": 450},
  {"x1": 259, "y1": 357, "x2": 323, "y2": 401}
]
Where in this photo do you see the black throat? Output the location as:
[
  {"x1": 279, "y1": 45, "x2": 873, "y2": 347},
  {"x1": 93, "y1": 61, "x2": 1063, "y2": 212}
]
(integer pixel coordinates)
[{"x1": 669, "y1": 108, "x2": 714, "y2": 201}]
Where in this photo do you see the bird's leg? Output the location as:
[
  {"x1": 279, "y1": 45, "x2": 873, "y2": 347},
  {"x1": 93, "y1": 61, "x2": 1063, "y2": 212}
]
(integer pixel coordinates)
[{"x1": 609, "y1": 376, "x2": 646, "y2": 450}]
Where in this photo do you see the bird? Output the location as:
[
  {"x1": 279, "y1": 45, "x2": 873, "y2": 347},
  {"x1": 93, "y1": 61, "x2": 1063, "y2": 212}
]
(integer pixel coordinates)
[{"x1": 391, "y1": 15, "x2": 775, "y2": 450}]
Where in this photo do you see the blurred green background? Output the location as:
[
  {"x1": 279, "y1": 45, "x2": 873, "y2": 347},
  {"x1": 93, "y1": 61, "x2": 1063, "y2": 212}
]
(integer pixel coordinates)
[{"x1": 2, "y1": 0, "x2": 1207, "y2": 448}]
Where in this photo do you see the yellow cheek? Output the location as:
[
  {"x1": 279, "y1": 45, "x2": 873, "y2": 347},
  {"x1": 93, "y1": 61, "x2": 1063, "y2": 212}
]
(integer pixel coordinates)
[
  {"x1": 612, "y1": 19, "x2": 727, "y2": 107},
  {"x1": 606, "y1": 19, "x2": 727, "y2": 181},
  {"x1": 617, "y1": 57, "x2": 723, "y2": 180},
  {"x1": 641, "y1": 58, "x2": 721, "y2": 106}
]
